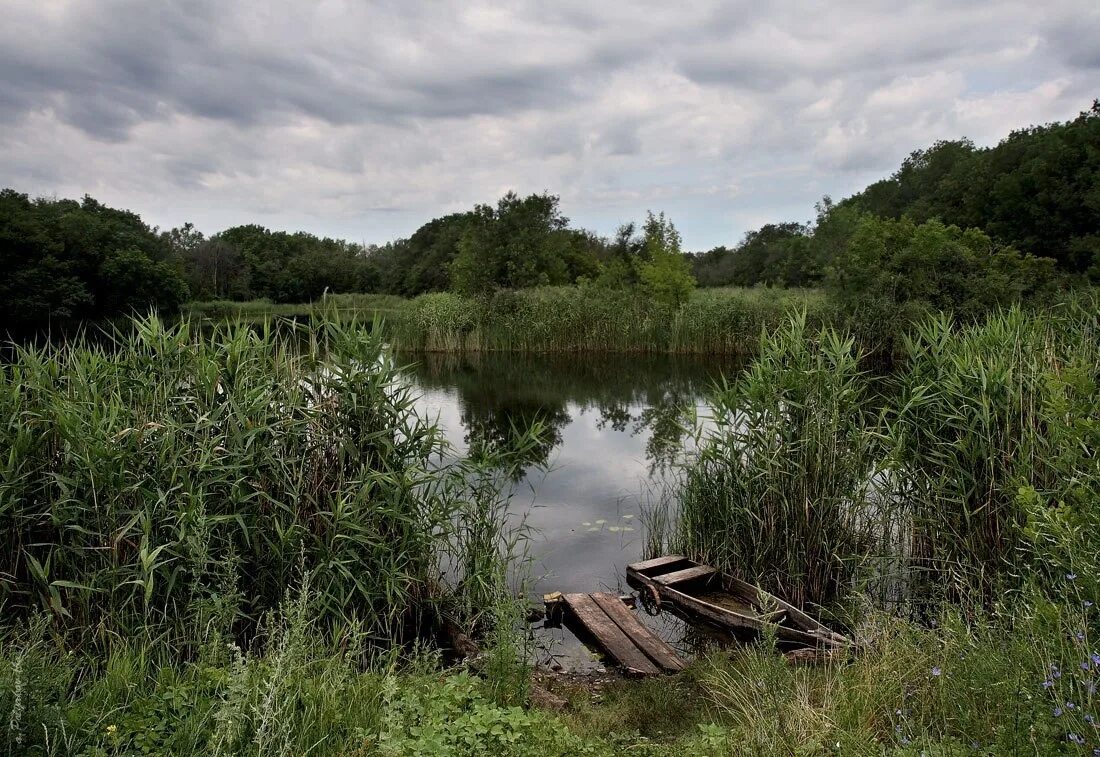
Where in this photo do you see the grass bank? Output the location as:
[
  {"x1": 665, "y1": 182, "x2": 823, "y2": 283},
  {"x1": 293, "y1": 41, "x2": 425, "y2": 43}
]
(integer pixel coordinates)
[
  {"x1": 184, "y1": 293, "x2": 407, "y2": 323},
  {"x1": 5, "y1": 595, "x2": 1100, "y2": 755},
  {"x1": 188, "y1": 286, "x2": 836, "y2": 355},
  {"x1": 389, "y1": 286, "x2": 835, "y2": 354},
  {"x1": 5, "y1": 299, "x2": 1100, "y2": 755}
]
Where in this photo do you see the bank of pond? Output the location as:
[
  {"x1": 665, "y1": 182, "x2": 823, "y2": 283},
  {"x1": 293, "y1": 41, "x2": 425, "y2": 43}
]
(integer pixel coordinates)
[{"x1": 1, "y1": 294, "x2": 1098, "y2": 754}]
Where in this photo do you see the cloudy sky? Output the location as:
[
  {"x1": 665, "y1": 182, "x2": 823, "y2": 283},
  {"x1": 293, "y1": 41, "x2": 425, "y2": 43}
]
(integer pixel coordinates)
[{"x1": 1, "y1": 1, "x2": 1097, "y2": 250}]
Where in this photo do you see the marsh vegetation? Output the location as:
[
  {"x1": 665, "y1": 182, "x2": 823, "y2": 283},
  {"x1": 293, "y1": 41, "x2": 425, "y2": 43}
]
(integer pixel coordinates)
[{"x1": 2, "y1": 104, "x2": 1099, "y2": 755}]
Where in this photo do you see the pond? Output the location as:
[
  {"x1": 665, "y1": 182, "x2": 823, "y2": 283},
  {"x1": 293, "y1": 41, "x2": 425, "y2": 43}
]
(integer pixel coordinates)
[{"x1": 397, "y1": 350, "x2": 743, "y2": 670}]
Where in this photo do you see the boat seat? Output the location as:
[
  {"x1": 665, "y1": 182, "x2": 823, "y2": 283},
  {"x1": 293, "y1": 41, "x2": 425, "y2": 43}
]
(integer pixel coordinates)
[{"x1": 654, "y1": 566, "x2": 716, "y2": 585}]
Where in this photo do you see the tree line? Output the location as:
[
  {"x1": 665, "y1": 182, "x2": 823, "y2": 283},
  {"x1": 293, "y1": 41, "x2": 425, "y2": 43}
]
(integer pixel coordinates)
[
  {"x1": 2, "y1": 101, "x2": 1096, "y2": 331},
  {"x1": 691, "y1": 101, "x2": 1100, "y2": 290}
]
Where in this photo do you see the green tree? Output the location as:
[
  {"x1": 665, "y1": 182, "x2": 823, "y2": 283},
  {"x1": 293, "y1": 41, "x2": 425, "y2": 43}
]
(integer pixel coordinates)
[
  {"x1": 845, "y1": 101, "x2": 1100, "y2": 273},
  {"x1": 0, "y1": 189, "x2": 188, "y2": 331},
  {"x1": 450, "y1": 192, "x2": 572, "y2": 295},
  {"x1": 98, "y1": 248, "x2": 189, "y2": 314},
  {"x1": 826, "y1": 216, "x2": 1058, "y2": 322},
  {"x1": 215, "y1": 225, "x2": 372, "y2": 302},
  {"x1": 637, "y1": 211, "x2": 696, "y2": 307},
  {"x1": 368, "y1": 212, "x2": 477, "y2": 296}
]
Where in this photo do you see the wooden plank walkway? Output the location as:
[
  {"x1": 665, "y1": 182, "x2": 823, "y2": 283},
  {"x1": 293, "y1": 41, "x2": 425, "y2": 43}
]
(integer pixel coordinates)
[{"x1": 559, "y1": 592, "x2": 685, "y2": 676}]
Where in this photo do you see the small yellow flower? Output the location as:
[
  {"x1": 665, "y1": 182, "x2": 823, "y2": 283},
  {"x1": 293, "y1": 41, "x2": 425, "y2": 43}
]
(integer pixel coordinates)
[{"x1": 106, "y1": 724, "x2": 118, "y2": 735}]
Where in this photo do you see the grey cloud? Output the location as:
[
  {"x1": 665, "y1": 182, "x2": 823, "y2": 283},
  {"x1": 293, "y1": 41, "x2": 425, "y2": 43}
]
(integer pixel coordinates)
[
  {"x1": 1046, "y1": 12, "x2": 1100, "y2": 69},
  {"x1": 0, "y1": 0, "x2": 1096, "y2": 250},
  {"x1": 597, "y1": 122, "x2": 642, "y2": 157},
  {"x1": 0, "y1": 0, "x2": 609, "y2": 139}
]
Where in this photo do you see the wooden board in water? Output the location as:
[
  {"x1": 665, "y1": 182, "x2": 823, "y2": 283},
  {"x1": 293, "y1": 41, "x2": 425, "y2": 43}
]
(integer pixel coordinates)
[
  {"x1": 559, "y1": 592, "x2": 685, "y2": 676},
  {"x1": 589, "y1": 593, "x2": 685, "y2": 673}
]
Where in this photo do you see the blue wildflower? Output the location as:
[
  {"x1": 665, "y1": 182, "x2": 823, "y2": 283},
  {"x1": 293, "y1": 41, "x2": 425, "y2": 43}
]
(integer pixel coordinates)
[
  {"x1": 931, "y1": 666, "x2": 942, "y2": 677},
  {"x1": 1068, "y1": 701, "x2": 1076, "y2": 710},
  {"x1": 1068, "y1": 573, "x2": 1078, "y2": 581},
  {"x1": 1091, "y1": 653, "x2": 1100, "y2": 666},
  {"x1": 1085, "y1": 601, "x2": 1094, "y2": 608},
  {"x1": 1055, "y1": 707, "x2": 1064, "y2": 717},
  {"x1": 1043, "y1": 679, "x2": 1055, "y2": 689},
  {"x1": 1083, "y1": 661, "x2": 1092, "y2": 671},
  {"x1": 1077, "y1": 632, "x2": 1086, "y2": 642},
  {"x1": 1068, "y1": 732, "x2": 1085, "y2": 745},
  {"x1": 1085, "y1": 714, "x2": 1095, "y2": 725}
]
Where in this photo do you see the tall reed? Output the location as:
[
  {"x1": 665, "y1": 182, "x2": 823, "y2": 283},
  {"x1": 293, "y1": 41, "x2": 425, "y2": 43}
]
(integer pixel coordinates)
[
  {"x1": 666, "y1": 294, "x2": 1100, "y2": 609},
  {"x1": 671, "y1": 312, "x2": 883, "y2": 607},
  {"x1": 887, "y1": 299, "x2": 1100, "y2": 601},
  {"x1": 388, "y1": 286, "x2": 835, "y2": 354},
  {"x1": 0, "y1": 313, "x2": 522, "y2": 651}
]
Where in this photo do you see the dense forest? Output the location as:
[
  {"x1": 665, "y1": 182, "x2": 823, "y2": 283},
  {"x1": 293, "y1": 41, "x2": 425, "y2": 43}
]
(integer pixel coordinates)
[
  {"x1": 690, "y1": 100, "x2": 1100, "y2": 287},
  {"x1": 1, "y1": 102, "x2": 1097, "y2": 332}
]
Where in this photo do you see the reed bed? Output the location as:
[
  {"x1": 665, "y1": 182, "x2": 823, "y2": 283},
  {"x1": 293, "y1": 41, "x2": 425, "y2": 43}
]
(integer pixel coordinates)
[
  {"x1": 184, "y1": 293, "x2": 407, "y2": 322},
  {"x1": 663, "y1": 294, "x2": 1100, "y2": 608},
  {"x1": 388, "y1": 286, "x2": 835, "y2": 354},
  {"x1": 669, "y1": 312, "x2": 884, "y2": 608},
  {"x1": 890, "y1": 297, "x2": 1100, "y2": 602},
  {"x1": 0, "y1": 314, "x2": 523, "y2": 653}
]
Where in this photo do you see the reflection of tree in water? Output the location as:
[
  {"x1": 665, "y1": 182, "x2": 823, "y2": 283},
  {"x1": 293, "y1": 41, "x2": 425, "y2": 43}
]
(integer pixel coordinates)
[
  {"x1": 461, "y1": 394, "x2": 569, "y2": 480},
  {"x1": 402, "y1": 351, "x2": 742, "y2": 478},
  {"x1": 594, "y1": 387, "x2": 695, "y2": 474}
]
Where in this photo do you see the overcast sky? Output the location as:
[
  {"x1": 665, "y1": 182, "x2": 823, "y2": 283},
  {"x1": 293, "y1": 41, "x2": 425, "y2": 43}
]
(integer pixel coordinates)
[{"x1": 1, "y1": 1, "x2": 1097, "y2": 250}]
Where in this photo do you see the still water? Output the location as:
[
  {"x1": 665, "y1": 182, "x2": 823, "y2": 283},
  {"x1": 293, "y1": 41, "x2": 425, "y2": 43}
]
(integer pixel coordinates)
[{"x1": 397, "y1": 351, "x2": 742, "y2": 669}]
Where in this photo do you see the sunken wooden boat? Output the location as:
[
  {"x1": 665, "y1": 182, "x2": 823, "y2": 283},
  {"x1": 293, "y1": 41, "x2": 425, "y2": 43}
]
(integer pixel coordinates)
[{"x1": 626, "y1": 555, "x2": 849, "y2": 648}]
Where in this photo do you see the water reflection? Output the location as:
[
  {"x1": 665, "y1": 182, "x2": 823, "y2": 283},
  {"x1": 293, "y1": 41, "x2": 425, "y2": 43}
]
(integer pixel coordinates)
[
  {"x1": 402, "y1": 351, "x2": 738, "y2": 477},
  {"x1": 397, "y1": 351, "x2": 744, "y2": 669}
]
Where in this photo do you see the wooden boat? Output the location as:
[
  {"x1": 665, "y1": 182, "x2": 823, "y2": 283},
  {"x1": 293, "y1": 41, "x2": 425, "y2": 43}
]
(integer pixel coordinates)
[{"x1": 626, "y1": 555, "x2": 849, "y2": 648}]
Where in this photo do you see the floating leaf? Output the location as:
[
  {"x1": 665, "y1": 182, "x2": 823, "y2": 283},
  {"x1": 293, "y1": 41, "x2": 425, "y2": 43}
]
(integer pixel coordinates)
[
  {"x1": 623, "y1": 526, "x2": 635, "y2": 532},
  {"x1": 582, "y1": 522, "x2": 591, "y2": 527},
  {"x1": 622, "y1": 514, "x2": 635, "y2": 520},
  {"x1": 595, "y1": 519, "x2": 606, "y2": 525},
  {"x1": 587, "y1": 527, "x2": 599, "y2": 532},
  {"x1": 609, "y1": 526, "x2": 621, "y2": 532}
]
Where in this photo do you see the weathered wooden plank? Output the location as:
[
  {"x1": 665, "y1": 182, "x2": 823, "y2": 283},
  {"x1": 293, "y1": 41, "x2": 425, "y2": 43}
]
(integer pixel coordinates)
[
  {"x1": 627, "y1": 554, "x2": 688, "y2": 573},
  {"x1": 654, "y1": 565, "x2": 716, "y2": 586},
  {"x1": 562, "y1": 593, "x2": 661, "y2": 676},
  {"x1": 589, "y1": 592, "x2": 685, "y2": 673}
]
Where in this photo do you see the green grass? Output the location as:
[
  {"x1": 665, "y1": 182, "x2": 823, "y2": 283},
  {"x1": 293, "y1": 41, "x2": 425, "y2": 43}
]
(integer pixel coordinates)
[
  {"x1": 0, "y1": 313, "x2": 526, "y2": 652},
  {"x1": 657, "y1": 295, "x2": 1100, "y2": 608},
  {"x1": 5, "y1": 597, "x2": 1100, "y2": 755},
  {"x1": 184, "y1": 293, "x2": 408, "y2": 322},
  {"x1": 4, "y1": 296, "x2": 1100, "y2": 754},
  {"x1": 388, "y1": 285, "x2": 836, "y2": 354}
]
